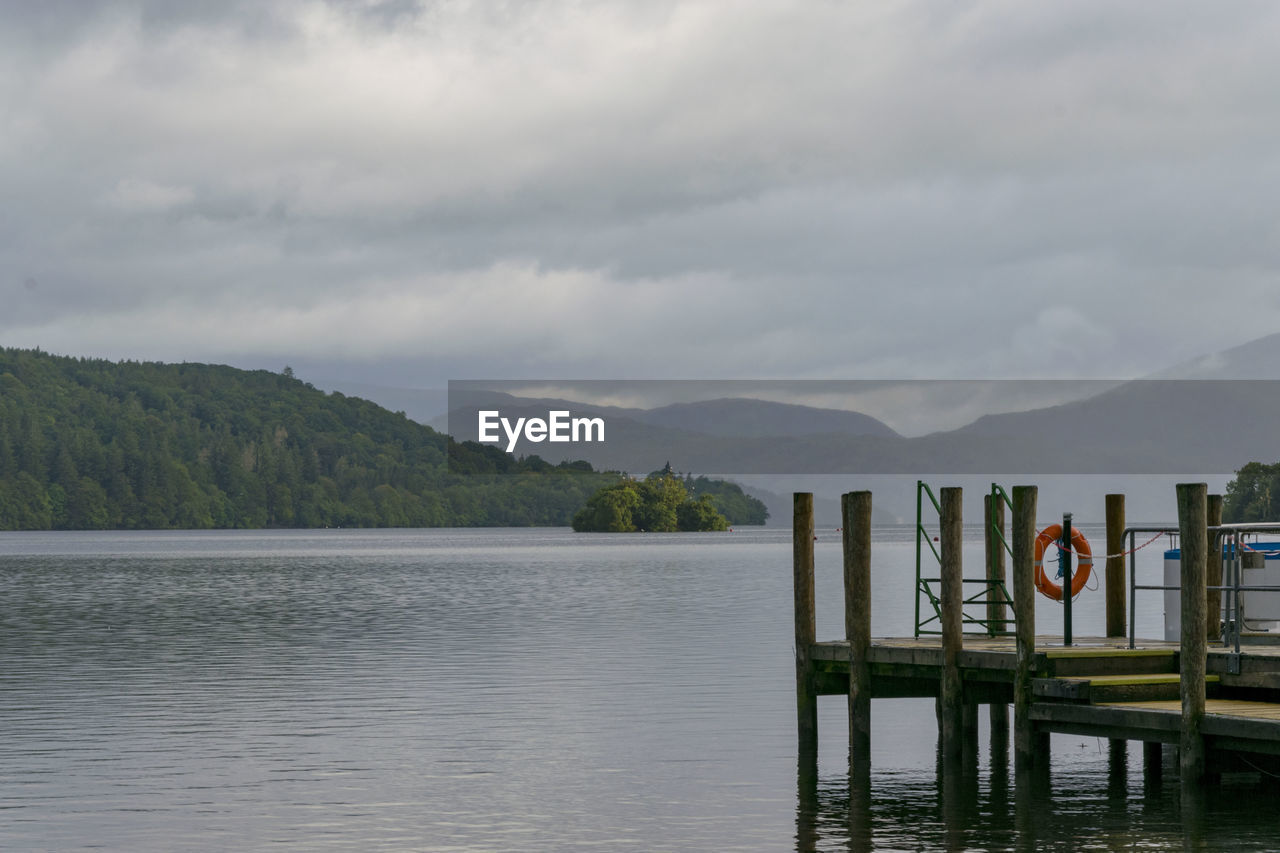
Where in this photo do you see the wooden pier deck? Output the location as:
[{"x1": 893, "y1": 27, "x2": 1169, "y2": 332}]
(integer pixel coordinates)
[
  {"x1": 807, "y1": 634, "x2": 1280, "y2": 757},
  {"x1": 795, "y1": 485, "x2": 1280, "y2": 788}
]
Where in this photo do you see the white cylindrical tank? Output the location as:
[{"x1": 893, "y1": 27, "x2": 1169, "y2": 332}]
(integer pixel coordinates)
[{"x1": 1164, "y1": 543, "x2": 1280, "y2": 641}]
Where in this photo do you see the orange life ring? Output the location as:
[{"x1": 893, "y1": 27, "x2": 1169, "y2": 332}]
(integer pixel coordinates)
[{"x1": 1033, "y1": 524, "x2": 1093, "y2": 601}]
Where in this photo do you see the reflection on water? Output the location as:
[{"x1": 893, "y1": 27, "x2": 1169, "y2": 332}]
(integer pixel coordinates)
[
  {"x1": 794, "y1": 724, "x2": 1280, "y2": 851},
  {"x1": 2, "y1": 527, "x2": 1280, "y2": 850}
]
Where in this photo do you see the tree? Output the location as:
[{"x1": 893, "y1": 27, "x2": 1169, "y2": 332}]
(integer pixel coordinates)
[
  {"x1": 676, "y1": 494, "x2": 729, "y2": 531},
  {"x1": 633, "y1": 471, "x2": 686, "y2": 531},
  {"x1": 684, "y1": 474, "x2": 768, "y2": 525},
  {"x1": 572, "y1": 481, "x2": 642, "y2": 531},
  {"x1": 1224, "y1": 462, "x2": 1280, "y2": 522}
]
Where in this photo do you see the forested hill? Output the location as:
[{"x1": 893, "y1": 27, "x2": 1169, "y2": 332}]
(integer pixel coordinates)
[{"x1": 0, "y1": 348, "x2": 619, "y2": 530}]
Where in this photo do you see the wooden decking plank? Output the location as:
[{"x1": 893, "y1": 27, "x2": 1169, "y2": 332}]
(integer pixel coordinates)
[
  {"x1": 1030, "y1": 702, "x2": 1181, "y2": 733},
  {"x1": 1056, "y1": 673, "x2": 1220, "y2": 686},
  {"x1": 1042, "y1": 648, "x2": 1176, "y2": 659}
]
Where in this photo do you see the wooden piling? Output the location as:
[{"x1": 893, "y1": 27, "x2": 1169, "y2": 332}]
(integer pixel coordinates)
[
  {"x1": 1105, "y1": 494, "x2": 1126, "y2": 638},
  {"x1": 1143, "y1": 740, "x2": 1163, "y2": 784},
  {"x1": 961, "y1": 701, "x2": 979, "y2": 755},
  {"x1": 939, "y1": 487, "x2": 964, "y2": 760},
  {"x1": 1206, "y1": 494, "x2": 1223, "y2": 643},
  {"x1": 1107, "y1": 740, "x2": 1128, "y2": 805},
  {"x1": 1012, "y1": 485, "x2": 1041, "y2": 771},
  {"x1": 842, "y1": 491, "x2": 872, "y2": 769},
  {"x1": 984, "y1": 493, "x2": 1009, "y2": 634},
  {"x1": 794, "y1": 493, "x2": 817, "y2": 753},
  {"x1": 985, "y1": 493, "x2": 1010, "y2": 738},
  {"x1": 1103, "y1": 494, "x2": 1127, "y2": 751},
  {"x1": 1177, "y1": 483, "x2": 1207, "y2": 785}
]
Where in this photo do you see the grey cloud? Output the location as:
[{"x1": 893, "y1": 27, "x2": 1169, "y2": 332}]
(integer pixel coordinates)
[{"x1": 3, "y1": 1, "x2": 1280, "y2": 386}]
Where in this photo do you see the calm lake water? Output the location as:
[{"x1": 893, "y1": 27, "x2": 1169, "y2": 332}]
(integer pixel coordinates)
[{"x1": 3, "y1": 526, "x2": 1279, "y2": 850}]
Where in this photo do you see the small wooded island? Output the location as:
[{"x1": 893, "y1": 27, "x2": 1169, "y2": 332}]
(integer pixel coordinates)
[{"x1": 571, "y1": 463, "x2": 766, "y2": 532}]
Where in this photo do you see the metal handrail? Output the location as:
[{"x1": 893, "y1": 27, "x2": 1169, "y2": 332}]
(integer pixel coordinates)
[
  {"x1": 1128, "y1": 526, "x2": 1178, "y2": 649},
  {"x1": 1219, "y1": 523, "x2": 1280, "y2": 661},
  {"x1": 1126, "y1": 522, "x2": 1280, "y2": 656},
  {"x1": 914, "y1": 481, "x2": 942, "y2": 638}
]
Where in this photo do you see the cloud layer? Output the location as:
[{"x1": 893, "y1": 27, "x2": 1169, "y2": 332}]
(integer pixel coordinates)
[{"x1": 4, "y1": 1, "x2": 1280, "y2": 382}]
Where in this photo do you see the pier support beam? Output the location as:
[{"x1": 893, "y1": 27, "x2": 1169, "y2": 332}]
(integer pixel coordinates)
[
  {"x1": 985, "y1": 494, "x2": 1010, "y2": 740},
  {"x1": 939, "y1": 487, "x2": 964, "y2": 761},
  {"x1": 1105, "y1": 494, "x2": 1126, "y2": 639},
  {"x1": 1107, "y1": 740, "x2": 1128, "y2": 822},
  {"x1": 1143, "y1": 740, "x2": 1163, "y2": 787},
  {"x1": 842, "y1": 491, "x2": 872, "y2": 771},
  {"x1": 1012, "y1": 485, "x2": 1043, "y2": 772},
  {"x1": 793, "y1": 493, "x2": 817, "y2": 754},
  {"x1": 1206, "y1": 494, "x2": 1223, "y2": 643},
  {"x1": 1177, "y1": 483, "x2": 1207, "y2": 786}
]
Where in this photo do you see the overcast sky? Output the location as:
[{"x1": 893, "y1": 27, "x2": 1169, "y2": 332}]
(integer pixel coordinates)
[{"x1": 4, "y1": 0, "x2": 1280, "y2": 388}]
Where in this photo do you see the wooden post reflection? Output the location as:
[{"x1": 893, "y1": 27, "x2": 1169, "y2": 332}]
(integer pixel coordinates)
[
  {"x1": 848, "y1": 761, "x2": 873, "y2": 853},
  {"x1": 795, "y1": 751, "x2": 818, "y2": 853},
  {"x1": 938, "y1": 744, "x2": 966, "y2": 852}
]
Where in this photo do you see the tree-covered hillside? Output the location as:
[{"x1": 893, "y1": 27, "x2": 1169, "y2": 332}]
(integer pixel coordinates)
[{"x1": 0, "y1": 348, "x2": 618, "y2": 529}]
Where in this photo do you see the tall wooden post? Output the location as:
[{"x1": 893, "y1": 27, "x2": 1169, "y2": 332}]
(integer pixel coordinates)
[
  {"x1": 939, "y1": 487, "x2": 964, "y2": 761},
  {"x1": 1206, "y1": 494, "x2": 1223, "y2": 643},
  {"x1": 794, "y1": 493, "x2": 817, "y2": 753},
  {"x1": 1177, "y1": 483, "x2": 1207, "y2": 785},
  {"x1": 985, "y1": 493, "x2": 1010, "y2": 634},
  {"x1": 843, "y1": 491, "x2": 873, "y2": 770},
  {"x1": 1103, "y1": 494, "x2": 1126, "y2": 750},
  {"x1": 1012, "y1": 485, "x2": 1041, "y2": 771},
  {"x1": 984, "y1": 493, "x2": 1010, "y2": 738},
  {"x1": 1105, "y1": 494, "x2": 1126, "y2": 638}
]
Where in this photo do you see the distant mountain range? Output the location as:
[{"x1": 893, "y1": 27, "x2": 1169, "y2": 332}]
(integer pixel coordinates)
[
  {"x1": 632, "y1": 397, "x2": 898, "y2": 439},
  {"x1": 441, "y1": 389, "x2": 897, "y2": 440},
  {"x1": 1150, "y1": 331, "x2": 1280, "y2": 379},
  {"x1": 314, "y1": 332, "x2": 1280, "y2": 448},
  {"x1": 439, "y1": 379, "x2": 1280, "y2": 476},
  {"x1": 309, "y1": 334, "x2": 1280, "y2": 523}
]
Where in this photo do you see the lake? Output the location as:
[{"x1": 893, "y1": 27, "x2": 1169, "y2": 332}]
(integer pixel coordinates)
[{"x1": 3, "y1": 526, "x2": 1279, "y2": 850}]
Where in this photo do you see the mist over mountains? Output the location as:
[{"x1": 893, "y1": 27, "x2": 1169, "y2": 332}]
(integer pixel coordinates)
[
  {"x1": 440, "y1": 380, "x2": 1278, "y2": 476},
  {"x1": 312, "y1": 334, "x2": 1280, "y2": 524}
]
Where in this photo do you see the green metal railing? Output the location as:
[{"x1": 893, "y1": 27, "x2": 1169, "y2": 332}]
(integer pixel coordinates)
[
  {"x1": 913, "y1": 480, "x2": 1016, "y2": 638},
  {"x1": 914, "y1": 481, "x2": 942, "y2": 637}
]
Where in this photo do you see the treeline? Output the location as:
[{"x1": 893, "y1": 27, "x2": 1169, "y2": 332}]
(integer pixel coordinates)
[
  {"x1": 683, "y1": 474, "x2": 768, "y2": 525},
  {"x1": 0, "y1": 348, "x2": 617, "y2": 530},
  {"x1": 1224, "y1": 461, "x2": 1280, "y2": 523}
]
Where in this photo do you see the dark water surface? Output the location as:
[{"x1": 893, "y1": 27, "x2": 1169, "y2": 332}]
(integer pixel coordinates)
[{"x1": 2, "y1": 527, "x2": 1279, "y2": 850}]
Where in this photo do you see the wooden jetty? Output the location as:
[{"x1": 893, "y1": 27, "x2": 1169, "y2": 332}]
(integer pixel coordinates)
[{"x1": 795, "y1": 484, "x2": 1280, "y2": 789}]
